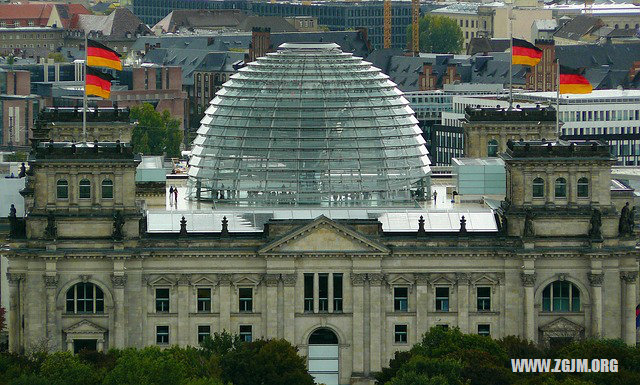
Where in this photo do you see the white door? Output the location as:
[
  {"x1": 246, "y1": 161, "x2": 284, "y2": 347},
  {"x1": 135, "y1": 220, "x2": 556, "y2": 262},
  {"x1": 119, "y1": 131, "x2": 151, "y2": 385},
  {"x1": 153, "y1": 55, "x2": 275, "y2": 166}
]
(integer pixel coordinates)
[{"x1": 308, "y1": 345, "x2": 339, "y2": 385}]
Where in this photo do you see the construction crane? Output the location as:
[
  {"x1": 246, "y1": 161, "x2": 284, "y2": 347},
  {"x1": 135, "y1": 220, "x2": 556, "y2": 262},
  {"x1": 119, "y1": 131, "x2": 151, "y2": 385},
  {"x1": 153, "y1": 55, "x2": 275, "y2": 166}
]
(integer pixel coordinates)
[{"x1": 383, "y1": 0, "x2": 420, "y2": 55}]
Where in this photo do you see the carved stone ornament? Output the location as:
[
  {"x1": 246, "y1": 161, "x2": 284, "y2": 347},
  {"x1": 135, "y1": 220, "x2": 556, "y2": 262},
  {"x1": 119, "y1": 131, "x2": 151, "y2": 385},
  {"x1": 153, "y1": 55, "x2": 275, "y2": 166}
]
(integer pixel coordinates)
[
  {"x1": 111, "y1": 274, "x2": 128, "y2": 288},
  {"x1": 217, "y1": 273, "x2": 232, "y2": 285},
  {"x1": 350, "y1": 273, "x2": 367, "y2": 286},
  {"x1": 455, "y1": 272, "x2": 471, "y2": 285},
  {"x1": 520, "y1": 272, "x2": 536, "y2": 287},
  {"x1": 620, "y1": 271, "x2": 638, "y2": 284},
  {"x1": 263, "y1": 273, "x2": 280, "y2": 286},
  {"x1": 281, "y1": 274, "x2": 297, "y2": 286},
  {"x1": 368, "y1": 273, "x2": 385, "y2": 285},
  {"x1": 414, "y1": 273, "x2": 430, "y2": 285},
  {"x1": 177, "y1": 274, "x2": 192, "y2": 286},
  {"x1": 7, "y1": 273, "x2": 25, "y2": 286},
  {"x1": 80, "y1": 274, "x2": 91, "y2": 283},
  {"x1": 587, "y1": 273, "x2": 604, "y2": 287},
  {"x1": 43, "y1": 274, "x2": 59, "y2": 288}
]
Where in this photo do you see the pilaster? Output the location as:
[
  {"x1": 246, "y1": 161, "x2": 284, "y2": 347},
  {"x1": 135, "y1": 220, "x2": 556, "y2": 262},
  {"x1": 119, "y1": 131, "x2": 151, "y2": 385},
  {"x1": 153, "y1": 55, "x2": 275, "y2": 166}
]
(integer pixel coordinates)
[{"x1": 620, "y1": 271, "x2": 637, "y2": 345}]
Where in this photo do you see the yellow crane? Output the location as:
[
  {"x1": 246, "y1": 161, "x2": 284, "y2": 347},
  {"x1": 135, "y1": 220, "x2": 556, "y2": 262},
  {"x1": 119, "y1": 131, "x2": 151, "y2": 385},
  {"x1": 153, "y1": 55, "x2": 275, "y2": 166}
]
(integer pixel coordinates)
[{"x1": 383, "y1": 0, "x2": 420, "y2": 55}]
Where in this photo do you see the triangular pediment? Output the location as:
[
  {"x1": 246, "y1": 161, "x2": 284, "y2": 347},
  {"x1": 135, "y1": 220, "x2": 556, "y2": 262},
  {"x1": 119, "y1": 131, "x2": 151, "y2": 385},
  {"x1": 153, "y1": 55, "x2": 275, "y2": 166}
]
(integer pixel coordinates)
[
  {"x1": 430, "y1": 275, "x2": 455, "y2": 286},
  {"x1": 259, "y1": 216, "x2": 389, "y2": 254},
  {"x1": 148, "y1": 276, "x2": 175, "y2": 287},
  {"x1": 539, "y1": 317, "x2": 584, "y2": 333},
  {"x1": 63, "y1": 319, "x2": 107, "y2": 334},
  {"x1": 233, "y1": 276, "x2": 260, "y2": 287},
  {"x1": 388, "y1": 275, "x2": 414, "y2": 286},
  {"x1": 192, "y1": 276, "x2": 216, "y2": 286},
  {"x1": 472, "y1": 275, "x2": 498, "y2": 286}
]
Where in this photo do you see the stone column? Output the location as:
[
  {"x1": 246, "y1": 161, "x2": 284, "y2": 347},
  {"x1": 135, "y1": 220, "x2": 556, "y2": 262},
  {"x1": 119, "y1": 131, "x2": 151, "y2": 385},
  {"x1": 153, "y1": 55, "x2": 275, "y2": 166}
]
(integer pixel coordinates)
[
  {"x1": 66, "y1": 339, "x2": 73, "y2": 352},
  {"x1": 456, "y1": 273, "x2": 470, "y2": 334},
  {"x1": 620, "y1": 271, "x2": 638, "y2": 345},
  {"x1": 43, "y1": 274, "x2": 58, "y2": 343},
  {"x1": 313, "y1": 273, "x2": 319, "y2": 313},
  {"x1": 328, "y1": 273, "x2": 334, "y2": 313},
  {"x1": 282, "y1": 274, "x2": 296, "y2": 343},
  {"x1": 264, "y1": 273, "x2": 279, "y2": 339},
  {"x1": 521, "y1": 272, "x2": 536, "y2": 341},
  {"x1": 218, "y1": 274, "x2": 231, "y2": 333},
  {"x1": 7, "y1": 273, "x2": 24, "y2": 353},
  {"x1": 97, "y1": 338, "x2": 104, "y2": 352},
  {"x1": 177, "y1": 274, "x2": 191, "y2": 346},
  {"x1": 588, "y1": 273, "x2": 604, "y2": 338},
  {"x1": 415, "y1": 273, "x2": 430, "y2": 340},
  {"x1": 545, "y1": 169, "x2": 553, "y2": 205},
  {"x1": 350, "y1": 273, "x2": 366, "y2": 376},
  {"x1": 111, "y1": 274, "x2": 127, "y2": 348},
  {"x1": 368, "y1": 273, "x2": 384, "y2": 374}
]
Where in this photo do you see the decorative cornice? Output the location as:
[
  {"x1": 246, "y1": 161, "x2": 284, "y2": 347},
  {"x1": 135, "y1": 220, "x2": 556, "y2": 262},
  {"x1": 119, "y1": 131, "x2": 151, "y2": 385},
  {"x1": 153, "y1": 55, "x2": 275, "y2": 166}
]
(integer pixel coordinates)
[
  {"x1": 587, "y1": 273, "x2": 604, "y2": 287},
  {"x1": 111, "y1": 274, "x2": 127, "y2": 288},
  {"x1": 620, "y1": 271, "x2": 637, "y2": 284},
  {"x1": 520, "y1": 272, "x2": 536, "y2": 287},
  {"x1": 43, "y1": 274, "x2": 59, "y2": 288}
]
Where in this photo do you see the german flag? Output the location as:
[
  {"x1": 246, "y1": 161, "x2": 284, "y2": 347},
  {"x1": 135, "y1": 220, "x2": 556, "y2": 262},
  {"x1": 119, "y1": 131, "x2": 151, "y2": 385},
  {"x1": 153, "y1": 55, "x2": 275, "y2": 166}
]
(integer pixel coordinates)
[
  {"x1": 87, "y1": 39, "x2": 122, "y2": 71},
  {"x1": 559, "y1": 65, "x2": 592, "y2": 94},
  {"x1": 86, "y1": 67, "x2": 114, "y2": 99},
  {"x1": 512, "y1": 38, "x2": 543, "y2": 67}
]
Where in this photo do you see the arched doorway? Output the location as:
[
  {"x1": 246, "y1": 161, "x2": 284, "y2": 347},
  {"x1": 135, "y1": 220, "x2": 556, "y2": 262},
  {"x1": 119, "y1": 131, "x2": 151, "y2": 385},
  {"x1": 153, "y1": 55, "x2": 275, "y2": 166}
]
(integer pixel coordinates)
[{"x1": 308, "y1": 328, "x2": 339, "y2": 385}]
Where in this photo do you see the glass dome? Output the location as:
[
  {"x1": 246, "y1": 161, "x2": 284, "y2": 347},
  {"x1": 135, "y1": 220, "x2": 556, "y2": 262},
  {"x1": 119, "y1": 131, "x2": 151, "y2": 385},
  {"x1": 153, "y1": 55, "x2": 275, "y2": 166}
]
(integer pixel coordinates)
[{"x1": 188, "y1": 42, "x2": 431, "y2": 207}]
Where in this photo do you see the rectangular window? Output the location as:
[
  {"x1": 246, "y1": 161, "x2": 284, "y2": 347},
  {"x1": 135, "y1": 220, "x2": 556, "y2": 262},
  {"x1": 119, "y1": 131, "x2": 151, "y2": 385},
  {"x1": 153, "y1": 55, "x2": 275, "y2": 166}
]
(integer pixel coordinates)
[
  {"x1": 304, "y1": 273, "x2": 314, "y2": 312},
  {"x1": 155, "y1": 288, "x2": 170, "y2": 313},
  {"x1": 197, "y1": 325, "x2": 211, "y2": 344},
  {"x1": 394, "y1": 287, "x2": 408, "y2": 312},
  {"x1": 156, "y1": 325, "x2": 169, "y2": 344},
  {"x1": 318, "y1": 273, "x2": 329, "y2": 311},
  {"x1": 333, "y1": 273, "x2": 343, "y2": 312},
  {"x1": 239, "y1": 288, "x2": 253, "y2": 312},
  {"x1": 394, "y1": 324, "x2": 408, "y2": 343},
  {"x1": 239, "y1": 325, "x2": 252, "y2": 342},
  {"x1": 478, "y1": 324, "x2": 491, "y2": 336},
  {"x1": 197, "y1": 288, "x2": 211, "y2": 313},
  {"x1": 435, "y1": 287, "x2": 449, "y2": 311},
  {"x1": 477, "y1": 287, "x2": 491, "y2": 311}
]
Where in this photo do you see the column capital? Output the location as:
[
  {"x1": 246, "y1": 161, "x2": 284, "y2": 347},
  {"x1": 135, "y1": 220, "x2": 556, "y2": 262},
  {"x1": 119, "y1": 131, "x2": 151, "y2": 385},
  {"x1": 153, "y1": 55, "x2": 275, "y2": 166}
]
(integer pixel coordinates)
[
  {"x1": 414, "y1": 273, "x2": 430, "y2": 285},
  {"x1": 368, "y1": 273, "x2": 385, "y2": 286},
  {"x1": 350, "y1": 273, "x2": 367, "y2": 286},
  {"x1": 455, "y1": 272, "x2": 471, "y2": 285},
  {"x1": 217, "y1": 273, "x2": 232, "y2": 285},
  {"x1": 7, "y1": 272, "x2": 25, "y2": 286},
  {"x1": 587, "y1": 272, "x2": 604, "y2": 287},
  {"x1": 111, "y1": 274, "x2": 127, "y2": 288},
  {"x1": 177, "y1": 274, "x2": 191, "y2": 286},
  {"x1": 43, "y1": 274, "x2": 59, "y2": 288},
  {"x1": 520, "y1": 272, "x2": 536, "y2": 287},
  {"x1": 281, "y1": 273, "x2": 297, "y2": 286},
  {"x1": 263, "y1": 273, "x2": 280, "y2": 287},
  {"x1": 620, "y1": 271, "x2": 637, "y2": 284}
]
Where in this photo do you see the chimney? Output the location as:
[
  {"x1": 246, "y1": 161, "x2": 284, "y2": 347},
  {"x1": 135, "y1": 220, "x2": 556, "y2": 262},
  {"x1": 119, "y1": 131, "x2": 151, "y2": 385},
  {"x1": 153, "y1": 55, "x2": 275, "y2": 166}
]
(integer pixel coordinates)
[{"x1": 249, "y1": 27, "x2": 271, "y2": 62}]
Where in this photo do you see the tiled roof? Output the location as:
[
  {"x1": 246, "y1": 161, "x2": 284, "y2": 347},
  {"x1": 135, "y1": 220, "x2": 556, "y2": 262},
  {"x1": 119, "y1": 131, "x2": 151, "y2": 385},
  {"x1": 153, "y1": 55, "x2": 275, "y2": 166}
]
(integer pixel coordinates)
[
  {"x1": 0, "y1": 4, "x2": 52, "y2": 21},
  {"x1": 77, "y1": 8, "x2": 151, "y2": 39},
  {"x1": 554, "y1": 15, "x2": 604, "y2": 40}
]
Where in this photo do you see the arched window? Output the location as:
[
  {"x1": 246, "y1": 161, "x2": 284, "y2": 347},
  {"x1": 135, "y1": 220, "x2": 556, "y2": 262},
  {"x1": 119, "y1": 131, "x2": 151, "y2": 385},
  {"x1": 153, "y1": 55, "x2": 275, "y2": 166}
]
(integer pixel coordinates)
[
  {"x1": 577, "y1": 177, "x2": 589, "y2": 198},
  {"x1": 555, "y1": 177, "x2": 566, "y2": 198},
  {"x1": 533, "y1": 177, "x2": 544, "y2": 198},
  {"x1": 66, "y1": 282, "x2": 104, "y2": 314},
  {"x1": 79, "y1": 179, "x2": 91, "y2": 199},
  {"x1": 487, "y1": 139, "x2": 498, "y2": 157},
  {"x1": 57, "y1": 179, "x2": 69, "y2": 199},
  {"x1": 102, "y1": 179, "x2": 113, "y2": 199},
  {"x1": 542, "y1": 281, "x2": 581, "y2": 312}
]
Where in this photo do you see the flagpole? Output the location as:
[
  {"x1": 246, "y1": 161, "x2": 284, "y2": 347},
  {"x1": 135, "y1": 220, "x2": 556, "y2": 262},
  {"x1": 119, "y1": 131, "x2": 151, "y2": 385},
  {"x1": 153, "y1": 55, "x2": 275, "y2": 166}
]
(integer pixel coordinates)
[
  {"x1": 509, "y1": 15, "x2": 513, "y2": 109},
  {"x1": 83, "y1": 32, "x2": 88, "y2": 143},
  {"x1": 556, "y1": 59, "x2": 560, "y2": 136}
]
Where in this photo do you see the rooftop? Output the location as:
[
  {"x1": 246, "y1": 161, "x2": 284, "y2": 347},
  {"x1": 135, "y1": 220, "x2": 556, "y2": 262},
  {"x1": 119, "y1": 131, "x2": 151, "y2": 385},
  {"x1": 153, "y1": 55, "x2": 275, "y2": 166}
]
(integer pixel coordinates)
[
  {"x1": 464, "y1": 106, "x2": 556, "y2": 122},
  {"x1": 502, "y1": 140, "x2": 614, "y2": 160},
  {"x1": 29, "y1": 141, "x2": 138, "y2": 162},
  {"x1": 37, "y1": 107, "x2": 131, "y2": 123}
]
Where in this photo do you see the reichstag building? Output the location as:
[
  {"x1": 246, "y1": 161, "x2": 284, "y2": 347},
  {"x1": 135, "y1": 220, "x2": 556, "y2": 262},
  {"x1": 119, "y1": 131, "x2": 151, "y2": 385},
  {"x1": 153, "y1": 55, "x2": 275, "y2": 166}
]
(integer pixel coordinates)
[{"x1": 4, "y1": 43, "x2": 639, "y2": 385}]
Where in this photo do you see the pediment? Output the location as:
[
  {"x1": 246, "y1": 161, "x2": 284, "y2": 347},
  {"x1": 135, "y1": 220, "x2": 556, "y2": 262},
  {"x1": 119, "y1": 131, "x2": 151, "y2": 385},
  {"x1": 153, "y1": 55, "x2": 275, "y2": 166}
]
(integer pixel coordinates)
[
  {"x1": 539, "y1": 317, "x2": 585, "y2": 333},
  {"x1": 233, "y1": 276, "x2": 260, "y2": 287},
  {"x1": 472, "y1": 275, "x2": 499, "y2": 286},
  {"x1": 430, "y1": 275, "x2": 455, "y2": 286},
  {"x1": 63, "y1": 319, "x2": 107, "y2": 335},
  {"x1": 388, "y1": 275, "x2": 414, "y2": 287},
  {"x1": 192, "y1": 276, "x2": 217, "y2": 286},
  {"x1": 148, "y1": 276, "x2": 175, "y2": 287},
  {"x1": 259, "y1": 215, "x2": 389, "y2": 254}
]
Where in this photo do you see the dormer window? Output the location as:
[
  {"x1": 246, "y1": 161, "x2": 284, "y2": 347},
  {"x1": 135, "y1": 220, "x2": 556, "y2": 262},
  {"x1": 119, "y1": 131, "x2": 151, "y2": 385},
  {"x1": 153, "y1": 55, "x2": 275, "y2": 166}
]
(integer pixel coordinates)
[{"x1": 79, "y1": 179, "x2": 91, "y2": 199}]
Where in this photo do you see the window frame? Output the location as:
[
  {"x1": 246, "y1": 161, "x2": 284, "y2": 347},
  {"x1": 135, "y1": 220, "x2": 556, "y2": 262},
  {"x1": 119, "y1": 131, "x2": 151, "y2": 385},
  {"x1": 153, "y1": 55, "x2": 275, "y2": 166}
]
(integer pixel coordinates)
[
  {"x1": 394, "y1": 324, "x2": 408, "y2": 344},
  {"x1": 65, "y1": 282, "x2": 104, "y2": 314},
  {"x1": 478, "y1": 324, "x2": 491, "y2": 336},
  {"x1": 101, "y1": 179, "x2": 114, "y2": 199},
  {"x1": 476, "y1": 286, "x2": 491, "y2": 311},
  {"x1": 156, "y1": 325, "x2": 169, "y2": 345},
  {"x1": 155, "y1": 288, "x2": 170, "y2": 313},
  {"x1": 197, "y1": 325, "x2": 211, "y2": 344},
  {"x1": 393, "y1": 287, "x2": 409, "y2": 312},
  {"x1": 197, "y1": 287, "x2": 212, "y2": 313},
  {"x1": 532, "y1": 177, "x2": 544, "y2": 199},
  {"x1": 554, "y1": 177, "x2": 567, "y2": 198},
  {"x1": 79, "y1": 178, "x2": 91, "y2": 199},
  {"x1": 577, "y1": 177, "x2": 589, "y2": 198},
  {"x1": 487, "y1": 139, "x2": 498, "y2": 157},
  {"x1": 435, "y1": 287, "x2": 450, "y2": 312},
  {"x1": 56, "y1": 179, "x2": 69, "y2": 200},
  {"x1": 238, "y1": 287, "x2": 253, "y2": 312},
  {"x1": 239, "y1": 324, "x2": 252, "y2": 342},
  {"x1": 542, "y1": 280, "x2": 581, "y2": 312}
]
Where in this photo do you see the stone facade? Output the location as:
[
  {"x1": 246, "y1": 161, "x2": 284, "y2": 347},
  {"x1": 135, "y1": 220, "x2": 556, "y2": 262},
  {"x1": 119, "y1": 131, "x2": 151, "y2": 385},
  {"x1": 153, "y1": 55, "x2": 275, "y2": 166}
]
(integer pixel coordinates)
[
  {"x1": 462, "y1": 106, "x2": 559, "y2": 159},
  {"x1": 3, "y1": 140, "x2": 639, "y2": 385}
]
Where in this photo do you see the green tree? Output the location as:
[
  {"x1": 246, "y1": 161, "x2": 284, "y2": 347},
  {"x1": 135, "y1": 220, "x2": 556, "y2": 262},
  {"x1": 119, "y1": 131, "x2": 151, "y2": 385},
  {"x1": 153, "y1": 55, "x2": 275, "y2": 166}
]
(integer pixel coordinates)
[
  {"x1": 39, "y1": 351, "x2": 100, "y2": 385},
  {"x1": 407, "y1": 15, "x2": 464, "y2": 54},
  {"x1": 102, "y1": 347, "x2": 188, "y2": 385},
  {"x1": 219, "y1": 339, "x2": 315, "y2": 385},
  {"x1": 47, "y1": 52, "x2": 66, "y2": 63},
  {"x1": 130, "y1": 103, "x2": 183, "y2": 157}
]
